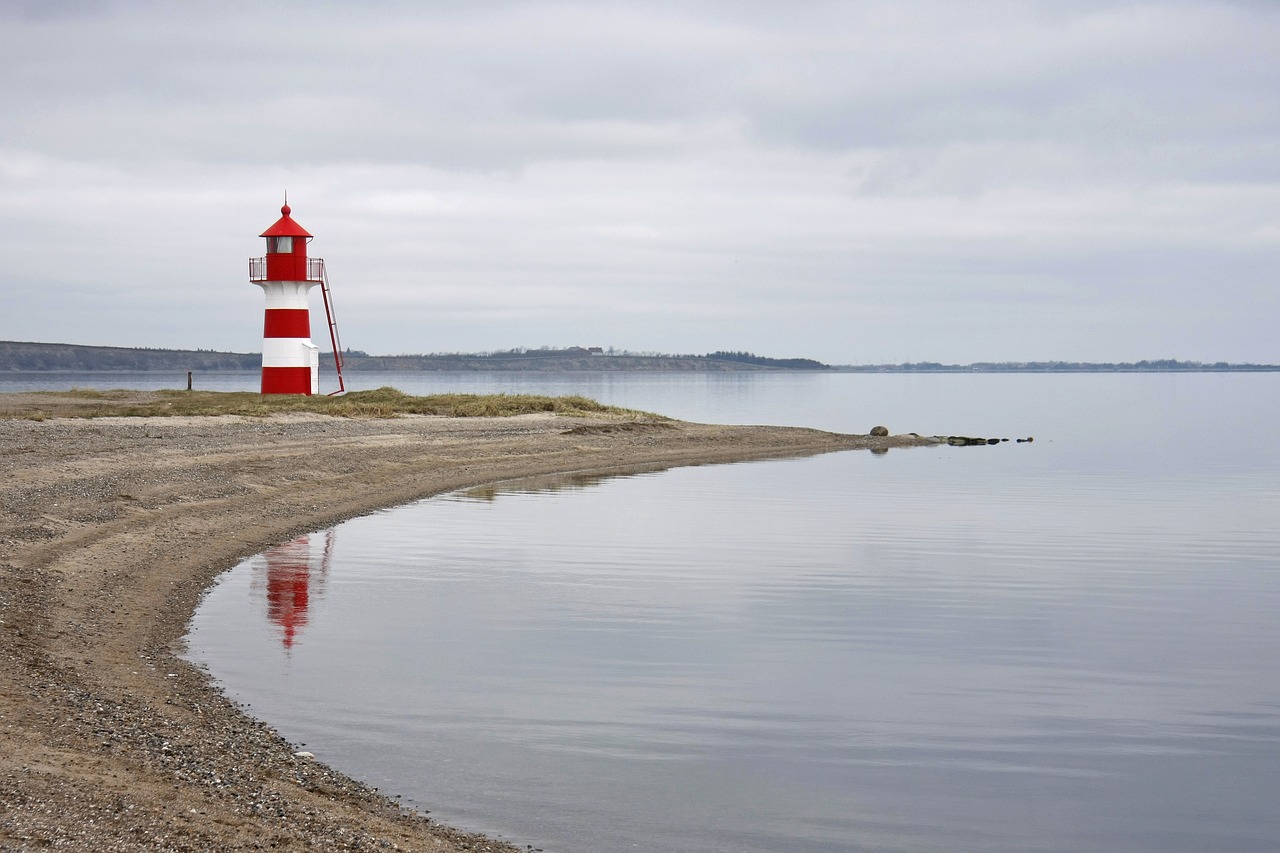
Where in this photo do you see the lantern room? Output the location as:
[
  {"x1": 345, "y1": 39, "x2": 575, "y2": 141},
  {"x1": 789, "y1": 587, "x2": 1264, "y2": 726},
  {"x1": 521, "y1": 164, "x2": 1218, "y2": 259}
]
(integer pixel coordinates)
[{"x1": 255, "y1": 203, "x2": 318, "y2": 282}]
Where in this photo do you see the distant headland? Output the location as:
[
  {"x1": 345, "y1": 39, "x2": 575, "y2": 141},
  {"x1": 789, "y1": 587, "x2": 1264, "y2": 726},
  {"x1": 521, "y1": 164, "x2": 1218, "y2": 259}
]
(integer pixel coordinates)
[{"x1": 1, "y1": 340, "x2": 1275, "y2": 373}]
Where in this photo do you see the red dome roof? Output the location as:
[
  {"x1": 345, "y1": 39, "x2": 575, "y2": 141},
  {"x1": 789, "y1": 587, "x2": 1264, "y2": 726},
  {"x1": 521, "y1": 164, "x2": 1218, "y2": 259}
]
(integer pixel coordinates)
[{"x1": 259, "y1": 203, "x2": 313, "y2": 238}]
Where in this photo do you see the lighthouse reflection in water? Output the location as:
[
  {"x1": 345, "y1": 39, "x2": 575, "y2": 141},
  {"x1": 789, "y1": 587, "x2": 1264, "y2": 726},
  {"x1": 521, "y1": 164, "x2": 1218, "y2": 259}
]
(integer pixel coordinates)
[{"x1": 250, "y1": 532, "x2": 333, "y2": 650}]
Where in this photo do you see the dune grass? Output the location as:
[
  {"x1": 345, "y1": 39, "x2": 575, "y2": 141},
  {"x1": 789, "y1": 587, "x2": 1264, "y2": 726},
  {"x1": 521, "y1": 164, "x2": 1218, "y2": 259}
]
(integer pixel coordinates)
[{"x1": 7, "y1": 387, "x2": 663, "y2": 420}]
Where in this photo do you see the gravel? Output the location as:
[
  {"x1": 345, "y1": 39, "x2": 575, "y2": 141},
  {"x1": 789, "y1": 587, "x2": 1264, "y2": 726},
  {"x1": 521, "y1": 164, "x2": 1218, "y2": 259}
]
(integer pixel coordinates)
[{"x1": 1, "y1": 403, "x2": 937, "y2": 850}]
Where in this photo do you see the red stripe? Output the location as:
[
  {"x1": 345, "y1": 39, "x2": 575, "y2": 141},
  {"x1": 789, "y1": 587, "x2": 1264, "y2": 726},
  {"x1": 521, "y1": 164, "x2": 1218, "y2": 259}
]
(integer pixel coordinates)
[
  {"x1": 261, "y1": 367, "x2": 312, "y2": 395},
  {"x1": 263, "y1": 309, "x2": 310, "y2": 338}
]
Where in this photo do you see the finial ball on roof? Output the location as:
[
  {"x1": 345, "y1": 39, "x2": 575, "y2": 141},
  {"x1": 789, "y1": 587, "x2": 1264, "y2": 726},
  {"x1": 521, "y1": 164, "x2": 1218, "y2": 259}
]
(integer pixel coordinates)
[{"x1": 281, "y1": 204, "x2": 292, "y2": 215}]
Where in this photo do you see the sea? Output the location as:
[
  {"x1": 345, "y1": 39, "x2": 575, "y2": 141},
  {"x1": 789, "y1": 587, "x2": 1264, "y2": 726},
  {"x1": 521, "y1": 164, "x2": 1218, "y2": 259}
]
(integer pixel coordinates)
[{"x1": 10, "y1": 370, "x2": 1280, "y2": 852}]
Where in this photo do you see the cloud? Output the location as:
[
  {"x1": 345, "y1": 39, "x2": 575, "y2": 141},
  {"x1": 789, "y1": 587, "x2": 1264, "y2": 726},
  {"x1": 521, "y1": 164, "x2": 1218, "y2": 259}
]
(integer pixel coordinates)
[{"x1": 0, "y1": 0, "x2": 1277, "y2": 362}]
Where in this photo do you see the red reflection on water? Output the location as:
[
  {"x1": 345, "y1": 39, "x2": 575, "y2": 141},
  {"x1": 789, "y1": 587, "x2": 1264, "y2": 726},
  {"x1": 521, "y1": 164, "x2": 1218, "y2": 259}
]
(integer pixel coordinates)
[{"x1": 256, "y1": 531, "x2": 333, "y2": 650}]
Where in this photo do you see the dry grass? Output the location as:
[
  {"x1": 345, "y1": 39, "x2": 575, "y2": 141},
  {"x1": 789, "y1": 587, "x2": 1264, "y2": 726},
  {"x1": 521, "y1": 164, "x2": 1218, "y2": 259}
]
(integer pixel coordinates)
[{"x1": 3, "y1": 387, "x2": 663, "y2": 420}]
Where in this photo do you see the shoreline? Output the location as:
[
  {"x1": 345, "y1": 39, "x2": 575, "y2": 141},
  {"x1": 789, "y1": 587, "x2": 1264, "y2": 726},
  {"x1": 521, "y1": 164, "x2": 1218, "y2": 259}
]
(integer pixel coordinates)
[{"x1": 1, "y1": 403, "x2": 938, "y2": 851}]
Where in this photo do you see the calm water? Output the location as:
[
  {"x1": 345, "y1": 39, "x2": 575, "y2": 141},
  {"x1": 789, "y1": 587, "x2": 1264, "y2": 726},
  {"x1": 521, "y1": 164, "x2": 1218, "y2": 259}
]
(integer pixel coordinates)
[{"x1": 153, "y1": 372, "x2": 1280, "y2": 851}]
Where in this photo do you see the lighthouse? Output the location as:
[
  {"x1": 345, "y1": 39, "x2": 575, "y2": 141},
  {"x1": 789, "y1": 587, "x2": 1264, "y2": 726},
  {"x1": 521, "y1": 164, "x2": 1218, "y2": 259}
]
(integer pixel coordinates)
[{"x1": 249, "y1": 202, "x2": 341, "y2": 394}]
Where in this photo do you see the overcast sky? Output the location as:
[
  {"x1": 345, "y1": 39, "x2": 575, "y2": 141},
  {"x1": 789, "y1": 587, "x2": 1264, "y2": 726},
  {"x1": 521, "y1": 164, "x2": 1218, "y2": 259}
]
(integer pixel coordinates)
[{"x1": 1, "y1": 0, "x2": 1276, "y2": 363}]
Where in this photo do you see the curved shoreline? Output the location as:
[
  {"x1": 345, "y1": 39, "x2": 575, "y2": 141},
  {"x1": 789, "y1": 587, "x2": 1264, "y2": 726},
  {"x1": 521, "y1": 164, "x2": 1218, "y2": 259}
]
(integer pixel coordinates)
[{"x1": 0, "y1": 409, "x2": 938, "y2": 851}]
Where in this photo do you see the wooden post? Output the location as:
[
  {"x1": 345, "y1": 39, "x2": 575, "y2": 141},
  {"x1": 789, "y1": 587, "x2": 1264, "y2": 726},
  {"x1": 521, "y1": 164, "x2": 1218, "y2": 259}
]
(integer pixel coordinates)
[{"x1": 187, "y1": 371, "x2": 193, "y2": 391}]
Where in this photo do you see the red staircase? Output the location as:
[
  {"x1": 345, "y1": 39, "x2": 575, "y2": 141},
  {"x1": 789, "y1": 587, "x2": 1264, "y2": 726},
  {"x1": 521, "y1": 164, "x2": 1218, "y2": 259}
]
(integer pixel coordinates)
[{"x1": 317, "y1": 261, "x2": 346, "y2": 396}]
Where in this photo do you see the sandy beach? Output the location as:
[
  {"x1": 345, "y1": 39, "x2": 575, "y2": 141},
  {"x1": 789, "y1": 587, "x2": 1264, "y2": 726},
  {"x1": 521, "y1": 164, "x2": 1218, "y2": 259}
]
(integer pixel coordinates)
[{"x1": 0, "y1": 395, "x2": 937, "y2": 851}]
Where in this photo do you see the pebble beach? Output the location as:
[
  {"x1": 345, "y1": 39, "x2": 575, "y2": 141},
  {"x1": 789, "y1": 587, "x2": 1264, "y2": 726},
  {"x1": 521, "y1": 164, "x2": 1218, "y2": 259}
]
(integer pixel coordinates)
[{"x1": 0, "y1": 394, "x2": 936, "y2": 851}]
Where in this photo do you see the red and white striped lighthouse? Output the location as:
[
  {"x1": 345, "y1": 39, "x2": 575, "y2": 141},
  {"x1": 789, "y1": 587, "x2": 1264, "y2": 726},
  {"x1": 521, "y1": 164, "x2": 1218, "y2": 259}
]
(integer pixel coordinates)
[{"x1": 248, "y1": 203, "x2": 323, "y2": 394}]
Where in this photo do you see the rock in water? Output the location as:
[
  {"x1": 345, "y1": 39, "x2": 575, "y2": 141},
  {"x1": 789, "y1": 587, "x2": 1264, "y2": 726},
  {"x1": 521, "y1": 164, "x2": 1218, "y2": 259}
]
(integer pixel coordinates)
[{"x1": 869, "y1": 425, "x2": 889, "y2": 437}]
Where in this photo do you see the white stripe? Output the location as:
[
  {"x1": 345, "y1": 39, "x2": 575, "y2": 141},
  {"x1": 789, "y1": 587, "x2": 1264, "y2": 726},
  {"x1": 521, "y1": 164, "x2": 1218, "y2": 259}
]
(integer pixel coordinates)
[
  {"x1": 255, "y1": 281, "x2": 317, "y2": 309},
  {"x1": 262, "y1": 338, "x2": 319, "y2": 367}
]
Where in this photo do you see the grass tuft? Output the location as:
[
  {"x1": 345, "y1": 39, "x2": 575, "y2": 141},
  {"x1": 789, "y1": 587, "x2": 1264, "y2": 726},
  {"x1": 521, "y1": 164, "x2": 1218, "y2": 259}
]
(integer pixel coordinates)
[{"x1": 3, "y1": 387, "x2": 664, "y2": 421}]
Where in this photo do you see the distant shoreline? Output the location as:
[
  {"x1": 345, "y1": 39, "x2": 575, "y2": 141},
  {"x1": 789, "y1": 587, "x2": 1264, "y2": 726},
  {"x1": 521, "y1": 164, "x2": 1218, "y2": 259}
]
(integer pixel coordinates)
[
  {"x1": 830, "y1": 363, "x2": 1280, "y2": 373},
  {"x1": 2, "y1": 340, "x2": 1276, "y2": 373}
]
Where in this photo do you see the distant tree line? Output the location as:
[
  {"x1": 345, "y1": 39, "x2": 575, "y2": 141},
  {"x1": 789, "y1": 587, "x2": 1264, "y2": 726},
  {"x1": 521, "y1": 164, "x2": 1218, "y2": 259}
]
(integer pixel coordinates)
[
  {"x1": 340, "y1": 346, "x2": 831, "y2": 370},
  {"x1": 703, "y1": 351, "x2": 829, "y2": 370},
  {"x1": 5, "y1": 341, "x2": 1272, "y2": 373},
  {"x1": 0, "y1": 341, "x2": 258, "y2": 371}
]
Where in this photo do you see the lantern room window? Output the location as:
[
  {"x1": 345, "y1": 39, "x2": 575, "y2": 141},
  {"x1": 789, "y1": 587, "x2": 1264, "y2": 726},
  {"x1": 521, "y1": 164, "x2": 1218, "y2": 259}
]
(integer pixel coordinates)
[{"x1": 268, "y1": 236, "x2": 293, "y2": 253}]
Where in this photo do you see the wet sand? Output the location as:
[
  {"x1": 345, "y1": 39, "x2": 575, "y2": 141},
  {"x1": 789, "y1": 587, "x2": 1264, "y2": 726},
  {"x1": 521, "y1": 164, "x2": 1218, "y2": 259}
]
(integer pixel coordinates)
[{"x1": 0, "y1": 398, "x2": 937, "y2": 851}]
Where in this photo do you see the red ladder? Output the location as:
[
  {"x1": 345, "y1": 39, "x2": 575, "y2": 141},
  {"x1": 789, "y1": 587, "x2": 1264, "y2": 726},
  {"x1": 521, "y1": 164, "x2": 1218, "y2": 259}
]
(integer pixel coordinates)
[{"x1": 318, "y1": 262, "x2": 346, "y2": 395}]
